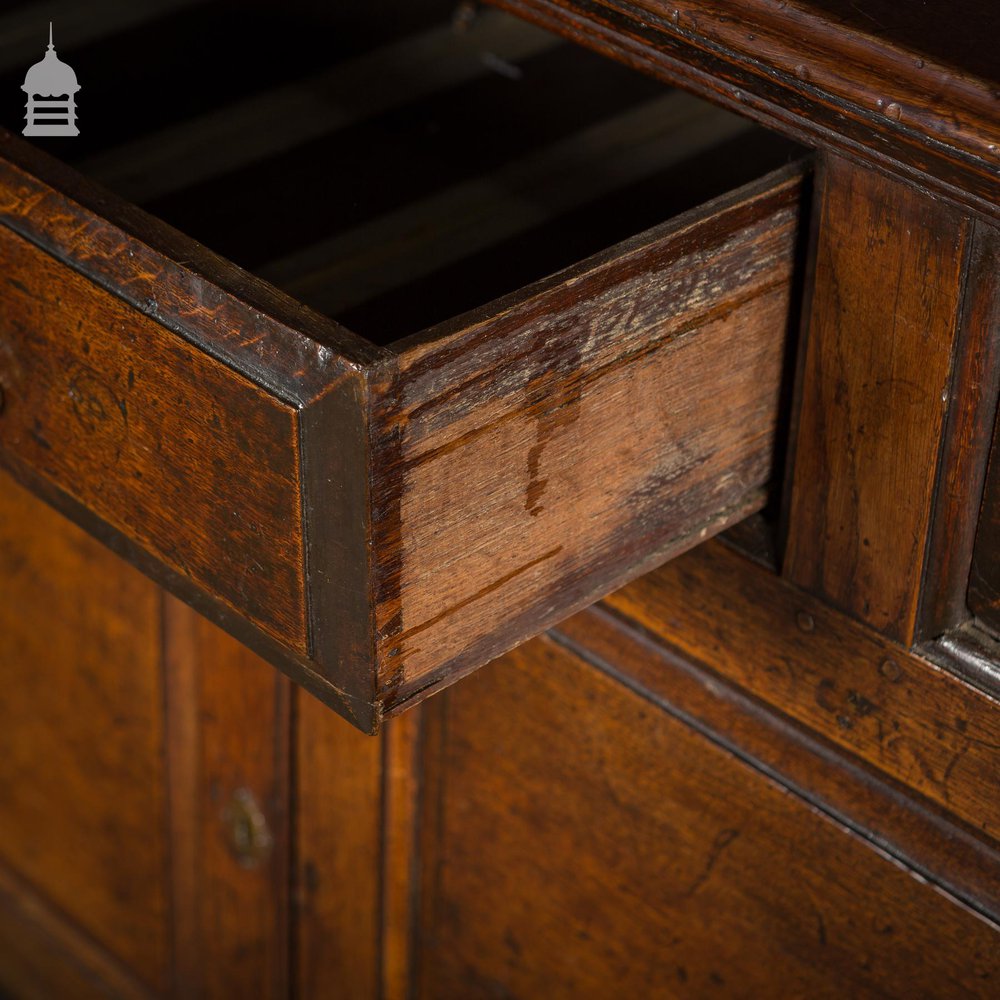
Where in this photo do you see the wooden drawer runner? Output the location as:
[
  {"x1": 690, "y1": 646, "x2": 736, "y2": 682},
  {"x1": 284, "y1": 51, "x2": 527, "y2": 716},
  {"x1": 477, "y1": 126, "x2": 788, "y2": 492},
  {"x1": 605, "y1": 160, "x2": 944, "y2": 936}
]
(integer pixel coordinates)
[{"x1": 0, "y1": 9, "x2": 806, "y2": 731}]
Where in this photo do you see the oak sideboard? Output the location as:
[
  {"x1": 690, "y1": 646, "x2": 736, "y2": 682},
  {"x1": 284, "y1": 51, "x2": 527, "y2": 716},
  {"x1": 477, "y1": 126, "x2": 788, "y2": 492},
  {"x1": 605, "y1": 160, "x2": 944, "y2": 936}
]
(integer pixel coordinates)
[{"x1": 0, "y1": 1, "x2": 997, "y2": 996}]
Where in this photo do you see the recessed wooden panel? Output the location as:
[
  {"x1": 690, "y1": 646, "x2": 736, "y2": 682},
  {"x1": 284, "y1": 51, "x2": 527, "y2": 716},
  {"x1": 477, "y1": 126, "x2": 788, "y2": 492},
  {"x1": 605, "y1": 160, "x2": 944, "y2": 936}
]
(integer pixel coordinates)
[
  {"x1": 0, "y1": 472, "x2": 170, "y2": 991},
  {"x1": 0, "y1": 225, "x2": 308, "y2": 651},
  {"x1": 418, "y1": 636, "x2": 1000, "y2": 998}
]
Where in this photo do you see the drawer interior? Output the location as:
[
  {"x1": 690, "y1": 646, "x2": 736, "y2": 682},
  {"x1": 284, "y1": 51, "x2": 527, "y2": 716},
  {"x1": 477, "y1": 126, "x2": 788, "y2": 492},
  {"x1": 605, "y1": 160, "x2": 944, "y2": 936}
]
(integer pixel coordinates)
[{"x1": 35, "y1": 0, "x2": 803, "y2": 344}]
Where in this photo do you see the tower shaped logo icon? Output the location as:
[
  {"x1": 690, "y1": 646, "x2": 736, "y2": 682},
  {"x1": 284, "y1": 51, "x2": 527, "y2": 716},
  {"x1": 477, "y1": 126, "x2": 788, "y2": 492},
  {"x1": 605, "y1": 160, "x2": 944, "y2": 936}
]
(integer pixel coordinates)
[{"x1": 22, "y1": 23, "x2": 80, "y2": 136}]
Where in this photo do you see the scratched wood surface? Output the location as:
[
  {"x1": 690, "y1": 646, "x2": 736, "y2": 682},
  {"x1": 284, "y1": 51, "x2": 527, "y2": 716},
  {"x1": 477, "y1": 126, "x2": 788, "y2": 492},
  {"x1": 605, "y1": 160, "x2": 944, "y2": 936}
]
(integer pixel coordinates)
[
  {"x1": 490, "y1": 0, "x2": 1000, "y2": 217},
  {"x1": 0, "y1": 224, "x2": 309, "y2": 652},
  {"x1": 415, "y1": 633, "x2": 1000, "y2": 998},
  {"x1": 604, "y1": 537, "x2": 1000, "y2": 841},
  {"x1": 373, "y1": 165, "x2": 804, "y2": 712},
  {"x1": 555, "y1": 597, "x2": 1000, "y2": 922},
  {"x1": 783, "y1": 155, "x2": 968, "y2": 644}
]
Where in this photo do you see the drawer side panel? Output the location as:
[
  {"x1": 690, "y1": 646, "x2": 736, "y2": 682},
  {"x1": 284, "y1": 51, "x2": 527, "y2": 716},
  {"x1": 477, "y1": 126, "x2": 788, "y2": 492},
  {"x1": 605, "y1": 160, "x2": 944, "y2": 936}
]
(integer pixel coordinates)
[{"x1": 375, "y1": 166, "x2": 804, "y2": 709}]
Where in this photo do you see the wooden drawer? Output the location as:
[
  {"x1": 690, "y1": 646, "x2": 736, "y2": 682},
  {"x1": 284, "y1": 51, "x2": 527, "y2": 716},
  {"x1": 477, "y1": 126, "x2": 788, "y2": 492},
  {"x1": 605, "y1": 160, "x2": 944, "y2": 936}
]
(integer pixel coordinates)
[{"x1": 0, "y1": 6, "x2": 805, "y2": 731}]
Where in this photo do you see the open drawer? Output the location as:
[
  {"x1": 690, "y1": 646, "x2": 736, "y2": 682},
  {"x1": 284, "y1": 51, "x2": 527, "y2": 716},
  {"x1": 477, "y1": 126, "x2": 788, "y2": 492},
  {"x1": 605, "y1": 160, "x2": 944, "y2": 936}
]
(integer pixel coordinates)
[{"x1": 0, "y1": 3, "x2": 806, "y2": 731}]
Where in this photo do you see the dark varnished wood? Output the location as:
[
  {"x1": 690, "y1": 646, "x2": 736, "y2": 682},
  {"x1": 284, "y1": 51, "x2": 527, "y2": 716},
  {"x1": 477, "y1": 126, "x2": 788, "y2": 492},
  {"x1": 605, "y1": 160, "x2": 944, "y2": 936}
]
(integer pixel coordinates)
[
  {"x1": 0, "y1": 475, "x2": 294, "y2": 998},
  {"x1": 604, "y1": 537, "x2": 1000, "y2": 841},
  {"x1": 2, "y1": 2, "x2": 998, "y2": 996},
  {"x1": 555, "y1": 601, "x2": 1000, "y2": 922},
  {"x1": 923, "y1": 218, "x2": 1000, "y2": 637},
  {"x1": 381, "y1": 712, "x2": 425, "y2": 1000},
  {"x1": 294, "y1": 696, "x2": 423, "y2": 1000},
  {"x1": 415, "y1": 633, "x2": 1000, "y2": 998},
  {"x1": 0, "y1": 224, "x2": 309, "y2": 651},
  {"x1": 971, "y1": 406, "x2": 1000, "y2": 637},
  {"x1": 295, "y1": 691, "x2": 383, "y2": 998},
  {"x1": 489, "y1": 0, "x2": 1000, "y2": 217},
  {"x1": 784, "y1": 154, "x2": 968, "y2": 644},
  {"x1": 0, "y1": 862, "x2": 152, "y2": 1000}
]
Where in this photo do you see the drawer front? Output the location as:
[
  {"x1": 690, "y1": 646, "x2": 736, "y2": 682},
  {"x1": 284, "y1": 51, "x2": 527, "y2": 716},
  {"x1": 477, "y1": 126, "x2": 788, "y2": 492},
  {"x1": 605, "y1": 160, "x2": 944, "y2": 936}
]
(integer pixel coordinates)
[{"x1": 0, "y1": 225, "x2": 307, "y2": 651}]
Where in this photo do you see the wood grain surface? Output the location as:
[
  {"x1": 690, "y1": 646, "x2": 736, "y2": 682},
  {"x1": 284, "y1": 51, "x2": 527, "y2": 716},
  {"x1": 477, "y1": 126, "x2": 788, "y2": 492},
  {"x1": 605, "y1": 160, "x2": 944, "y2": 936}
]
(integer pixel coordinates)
[
  {"x1": 0, "y1": 862, "x2": 153, "y2": 1000},
  {"x1": 922, "y1": 218, "x2": 1000, "y2": 637},
  {"x1": 0, "y1": 472, "x2": 171, "y2": 993},
  {"x1": 374, "y1": 165, "x2": 805, "y2": 712},
  {"x1": 294, "y1": 698, "x2": 423, "y2": 999},
  {"x1": 0, "y1": 225, "x2": 309, "y2": 651},
  {"x1": 490, "y1": 0, "x2": 1000, "y2": 217},
  {"x1": 604, "y1": 538, "x2": 1000, "y2": 841},
  {"x1": 971, "y1": 403, "x2": 1000, "y2": 636},
  {"x1": 295, "y1": 692, "x2": 383, "y2": 999},
  {"x1": 0, "y1": 474, "x2": 297, "y2": 998},
  {"x1": 162, "y1": 597, "x2": 291, "y2": 999},
  {"x1": 555, "y1": 600, "x2": 1000, "y2": 922},
  {"x1": 784, "y1": 155, "x2": 968, "y2": 643},
  {"x1": 416, "y1": 634, "x2": 1000, "y2": 998}
]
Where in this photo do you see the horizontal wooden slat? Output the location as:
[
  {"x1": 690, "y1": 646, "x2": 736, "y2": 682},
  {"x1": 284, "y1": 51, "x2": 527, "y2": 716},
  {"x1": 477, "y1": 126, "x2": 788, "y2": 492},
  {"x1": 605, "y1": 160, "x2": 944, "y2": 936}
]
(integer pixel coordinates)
[
  {"x1": 263, "y1": 91, "x2": 755, "y2": 315},
  {"x1": 143, "y1": 33, "x2": 684, "y2": 288},
  {"x1": 79, "y1": 11, "x2": 559, "y2": 203}
]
